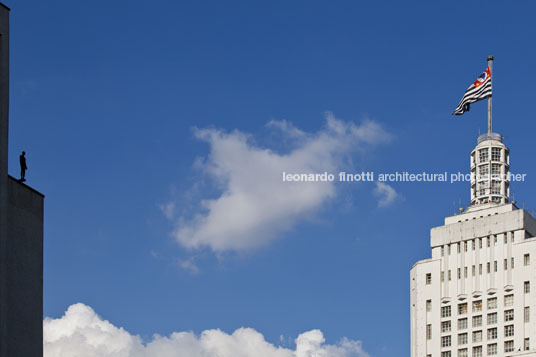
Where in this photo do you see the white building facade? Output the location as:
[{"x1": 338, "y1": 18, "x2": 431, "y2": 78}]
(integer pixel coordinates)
[{"x1": 411, "y1": 133, "x2": 536, "y2": 357}]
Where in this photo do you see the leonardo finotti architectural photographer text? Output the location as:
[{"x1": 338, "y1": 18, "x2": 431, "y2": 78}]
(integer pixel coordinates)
[{"x1": 281, "y1": 171, "x2": 527, "y2": 184}]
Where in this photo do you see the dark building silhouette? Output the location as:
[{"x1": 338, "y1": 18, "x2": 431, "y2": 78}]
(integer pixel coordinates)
[{"x1": 0, "y1": 3, "x2": 44, "y2": 356}]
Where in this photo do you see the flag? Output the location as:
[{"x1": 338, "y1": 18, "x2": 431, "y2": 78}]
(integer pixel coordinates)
[{"x1": 452, "y1": 67, "x2": 492, "y2": 115}]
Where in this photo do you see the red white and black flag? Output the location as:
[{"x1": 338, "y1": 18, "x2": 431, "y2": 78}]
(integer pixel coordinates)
[{"x1": 452, "y1": 67, "x2": 492, "y2": 115}]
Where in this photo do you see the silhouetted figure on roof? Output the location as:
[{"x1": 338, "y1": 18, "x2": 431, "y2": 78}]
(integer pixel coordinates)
[{"x1": 19, "y1": 151, "x2": 27, "y2": 182}]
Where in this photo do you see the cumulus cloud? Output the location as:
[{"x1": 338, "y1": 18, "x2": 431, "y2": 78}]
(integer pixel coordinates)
[
  {"x1": 177, "y1": 256, "x2": 200, "y2": 274},
  {"x1": 159, "y1": 202, "x2": 176, "y2": 220},
  {"x1": 44, "y1": 303, "x2": 369, "y2": 357},
  {"x1": 171, "y1": 113, "x2": 391, "y2": 252},
  {"x1": 373, "y1": 182, "x2": 398, "y2": 208}
]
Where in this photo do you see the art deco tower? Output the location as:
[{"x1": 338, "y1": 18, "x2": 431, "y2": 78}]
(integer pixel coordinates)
[{"x1": 410, "y1": 129, "x2": 536, "y2": 357}]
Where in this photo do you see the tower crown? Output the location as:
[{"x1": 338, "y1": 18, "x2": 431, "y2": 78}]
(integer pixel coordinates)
[{"x1": 470, "y1": 132, "x2": 509, "y2": 206}]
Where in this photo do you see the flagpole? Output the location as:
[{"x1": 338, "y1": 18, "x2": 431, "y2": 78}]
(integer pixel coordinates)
[{"x1": 487, "y1": 55, "x2": 494, "y2": 136}]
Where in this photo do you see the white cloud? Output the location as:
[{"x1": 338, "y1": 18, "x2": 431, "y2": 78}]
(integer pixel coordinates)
[
  {"x1": 171, "y1": 113, "x2": 391, "y2": 252},
  {"x1": 177, "y1": 257, "x2": 200, "y2": 274},
  {"x1": 373, "y1": 182, "x2": 398, "y2": 208},
  {"x1": 266, "y1": 119, "x2": 306, "y2": 139},
  {"x1": 44, "y1": 303, "x2": 369, "y2": 357},
  {"x1": 158, "y1": 202, "x2": 176, "y2": 220}
]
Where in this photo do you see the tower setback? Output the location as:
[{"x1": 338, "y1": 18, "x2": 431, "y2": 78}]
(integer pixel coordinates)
[{"x1": 411, "y1": 133, "x2": 536, "y2": 357}]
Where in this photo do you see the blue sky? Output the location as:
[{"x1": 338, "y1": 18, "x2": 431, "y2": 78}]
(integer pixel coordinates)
[{"x1": 6, "y1": 1, "x2": 536, "y2": 356}]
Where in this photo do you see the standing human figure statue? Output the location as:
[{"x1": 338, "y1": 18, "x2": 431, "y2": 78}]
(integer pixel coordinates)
[{"x1": 19, "y1": 151, "x2": 27, "y2": 182}]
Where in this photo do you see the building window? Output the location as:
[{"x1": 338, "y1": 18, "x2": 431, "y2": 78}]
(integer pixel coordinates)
[
  {"x1": 448, "y1": 270, "x2": 451, "y2": 281},
  {"x1": 441, "y1": 352, "x2": 451, "y2": 357},
  {"x1": 473, "y1": 346, "x2": 483, "y2": 357},
  {"x1": 525, "y1": 253, "x2": 530, "y2": 266},
  {"x1": 487, "y1": 262, "x2": 490, "y2": 273},
  {"x1": 494, "y1": 235, "x2": 497, "y2": 244},
  {"x1": 426, "y1": 299, "x2": 432, "y2": 312},
  {"x1": 494, "y1": 260, "x2": 497, "y2": 272},
  {"x1": 504, "y1": 259, "x2": 507, "y2": 270},
  {"x1": 491, "y1": 180, "x2": 501, "y2": 194},
  {"x1": 479, "y1": 164, "x2": 489, "y2": 178},
  {"x1": 472, "y1": 315, "x2": 482, "y2": 327},
  {"x1": 473, "y1": 300, "x2": 482, "y2": 312},
  {"x1": 427, "y1": 324, "x2": 432, "y2": 340},
  {"x1": 458, "y1": 333, "x2": 468, "y2": 345},
  {"x1": 512, "y1": 257, "x2": 515, "y2": 269},
  {"x1": 488, "y1": 312, "x2": 497, "y2": 324},
  {"x1": 487, "y1": 328, "x2": 497, "y2": 340},
  {"x1": 457, "y1": 268, "x2": 461, "y2": 279},
  {"x1": 525, "y1": 281, "x2": 530, "y2": 293},
  {"x1": 504, "y1": 294, "x2": 514, "y2": 307},
  {"x1": 479, "y1": 264, "x2": 482, "y2": 275},
  {"x1": 426, "y1": 273, "x2": 431, "y2": 285},
  {"x1": 525, "y1": 338, "x2": 530, "y2": 351},
  {"x1": 442, "y1": 335, "x2": 451, "y2": 347},
  {"x1": 473, "y1": 330, "x2": 482, "y2": 343},
  {"x1": 442, "y1": 306, "x2": 451, "y2": 318},
  {"x1": 441, "y1": 246, "x2": 445, "y2": 256},
  {"x1": 487, "y1": 297, "x2": 497, "y2": 309},
  {"x1": 441, "y1": 272, "x2": 445, "y2": 282},
  {"x1": 458, "y1": 318, "x2": 468, "y2": 330},
  {"x1": 442, "y1": 321, "x2": 451, "y2": 333},
  {"x1": 472, "y1": 240, "x2": 476, "y2": 250},
  {"x1": 472, "y1": 265, "x2": 475, "y2": 276},
  {"x1": 458, "y1": 303, "x2": 467, "y2": 315},
  {"x1": 525, "y1": 306, "x2": 530, "y2": 322},
  {"x1": 448, "y1": 244, "x2": 451, "y2": 255},
  {"x1": 487, "y1": 237, "x2": 491, "y2": 247},
  {"x1": 464, "y1": 266, "x2": 467, "y2": 278},
  {"x1": 479, "y1": 181, "x2": 488, "y2": 196},
  {"x1": 458, "y1": 348, "x2": 468, "y2": 357},
  {"x1": 505, "y1": 325, "x2": 514, "y2": 337},
  {"x1": 491, "y1": 147, "x2": 501, "y2": 161},
  {"x1": 464, "y1": 241, "x2": 468, "y2": 252},
  {"x1": 505, "y1": 309, "x2": 514, "y2": 322},
  {"x1": 491, "y1": 163, "x2": 501, "y2": 176},
  {"x1": 479, "y1": 149, "x2": 489, "y2": 163},
  {"x1": 487, "y1": 343, "x2": 497, "y2": 355},
  {"x1": 505, "y1": 340, "x2": 514, "y2": 353}
]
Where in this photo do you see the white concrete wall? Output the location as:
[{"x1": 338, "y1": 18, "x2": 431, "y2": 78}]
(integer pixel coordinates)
[{"x1": 411, "y1": 205, "x2": 536, "y2": 357}]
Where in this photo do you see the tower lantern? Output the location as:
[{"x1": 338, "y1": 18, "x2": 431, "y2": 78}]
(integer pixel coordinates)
[{"x1": 470, "y1": 132, "x2": 509, "y2": 206}]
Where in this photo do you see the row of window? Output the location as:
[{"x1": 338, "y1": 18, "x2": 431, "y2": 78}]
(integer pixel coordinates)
[
  {"x1": 476, "y1": 181, "x2": 503, "y2": 196},
  {"x1": 440, "y1": 260, "x2": 518, "y2": 282},
  {"x1": 477, "y1": 164, "x2": 503, "y2": 177},
  {"x1": 476, "y1": 147, "x2": 504, "y2": 164},
  {"x1": 439, "y1": 296, "x2": 515, "y2": 318},
  {"x1": 474, "y1": 196, "x2": 503, "y2": 204},
  {"x1": 439, "y1": 234, "x2": 520, "y2": 256},
  {"x1": 437, "y1": 309, "x2": 521, "y2": 331},
  {"x1": 429, "y1": 308, "x2": 530, "y2": 337},
  {"x1": 425, "y1": 254, "x2": 530, "y2": 285},
  {"x1": 438, "y1": 339, "x2": 527, "y2": 357},
  {"x1": 433, "y1": 324, "x2": 515, "y2": 344}
]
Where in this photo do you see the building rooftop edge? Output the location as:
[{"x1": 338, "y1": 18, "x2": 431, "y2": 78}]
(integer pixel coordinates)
[
  {"x1": 410, "y1": 257, "x2": 438, "y2": 270},
  {"x1": 8, "y1": 175, "x2": 45, "y2": 197},
  {"x1": 0, "y1": 2, "x2": 10, "y2": 11},
  {"x1": 442, "y1": 203, "x2": 517, "y2": 224},
  {"x1": 477, "y1": 132, "x2": 502, "y2": 144}
]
